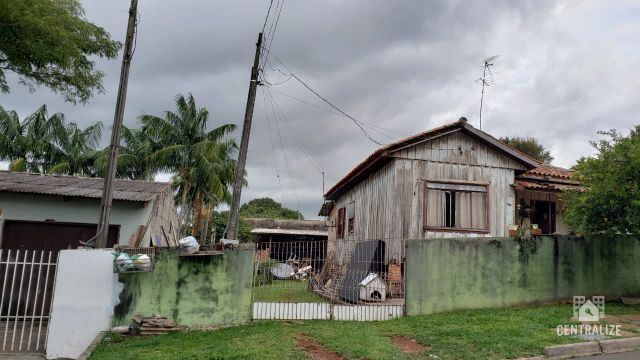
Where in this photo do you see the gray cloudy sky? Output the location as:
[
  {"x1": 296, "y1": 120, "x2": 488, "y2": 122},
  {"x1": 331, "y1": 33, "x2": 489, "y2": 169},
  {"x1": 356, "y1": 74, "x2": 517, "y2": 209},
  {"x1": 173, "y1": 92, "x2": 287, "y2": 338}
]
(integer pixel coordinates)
[{"x1": 2, "y1": 0, "x2": 639, "y2": 219}]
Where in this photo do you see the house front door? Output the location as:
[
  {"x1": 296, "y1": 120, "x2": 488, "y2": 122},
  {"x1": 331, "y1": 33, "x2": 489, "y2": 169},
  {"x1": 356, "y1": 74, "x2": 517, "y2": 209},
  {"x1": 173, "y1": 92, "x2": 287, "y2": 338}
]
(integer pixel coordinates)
[{"x1": 531, "y1": 200, "x2": 556, "y2": 235}]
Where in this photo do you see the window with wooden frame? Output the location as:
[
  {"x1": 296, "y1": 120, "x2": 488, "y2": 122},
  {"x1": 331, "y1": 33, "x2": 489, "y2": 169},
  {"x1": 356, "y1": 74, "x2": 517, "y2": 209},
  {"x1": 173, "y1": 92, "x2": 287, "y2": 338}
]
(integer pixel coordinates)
[
  {"x1": 336, "y1": 207, "x2": 346, "y2": 238},
  {"x1": 423, "y1": 180, "x2": 489, "y2": 232},
  {"x1": 346, "y1": 202, "x2": 355, "y2": 235}
]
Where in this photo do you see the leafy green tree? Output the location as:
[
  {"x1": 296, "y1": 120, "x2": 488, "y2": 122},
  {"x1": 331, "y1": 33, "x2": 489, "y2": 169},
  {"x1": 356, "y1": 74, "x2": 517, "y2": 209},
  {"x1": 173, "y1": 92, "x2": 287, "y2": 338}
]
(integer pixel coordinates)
[
  {"x1": 209, "y1": 211, "x2": 253, "y2": 243},
  {"x1": 49, "y1": 121, "x2": 102, "y2": 176},
  {"x1": 563, "y1": 127, "x2": 640, "y2": 235},
  {"x1": 0, "y1": 104, "x2": 65, "y2": 172},
  {"x1": 500, "y1": 136, "x2": 554, "y2": 164},
  {"x1": 140, "y1": 93, "x2": 237, "y2": 237},
  {"x1": 240, "y1": 197, "x2": 303, "y2": 220},
  {"x1": 0, "y1": 0, "x2": 121, "y2": 103}
]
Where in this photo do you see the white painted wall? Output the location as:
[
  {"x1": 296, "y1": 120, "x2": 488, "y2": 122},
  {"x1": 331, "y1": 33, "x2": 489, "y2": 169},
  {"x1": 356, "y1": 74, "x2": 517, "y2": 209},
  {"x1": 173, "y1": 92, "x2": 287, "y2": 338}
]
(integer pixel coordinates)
[
  {"x1": 0, "y1": 192, "x2": 151, "y2": 246},
  {"x1": 46, "y1": 249, "x2": 122, "y2": 360}
]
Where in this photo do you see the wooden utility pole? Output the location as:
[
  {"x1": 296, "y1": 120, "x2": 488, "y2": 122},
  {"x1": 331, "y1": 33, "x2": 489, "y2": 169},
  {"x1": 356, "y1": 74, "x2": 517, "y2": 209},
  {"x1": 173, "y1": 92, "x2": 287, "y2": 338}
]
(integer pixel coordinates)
[
  {"x1": 94, "y1": 0, "x2": 138, "y2": 248},
  {"x1": 227, "y1": 32, "x2": 263, "y2": 240}
]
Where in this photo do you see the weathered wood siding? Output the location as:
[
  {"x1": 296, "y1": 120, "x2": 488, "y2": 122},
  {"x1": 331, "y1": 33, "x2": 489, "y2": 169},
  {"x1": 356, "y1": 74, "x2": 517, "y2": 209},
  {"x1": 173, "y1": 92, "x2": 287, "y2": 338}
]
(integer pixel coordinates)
[{"x1": 329, "y1": 131, "x2": 529, "y2": 258}]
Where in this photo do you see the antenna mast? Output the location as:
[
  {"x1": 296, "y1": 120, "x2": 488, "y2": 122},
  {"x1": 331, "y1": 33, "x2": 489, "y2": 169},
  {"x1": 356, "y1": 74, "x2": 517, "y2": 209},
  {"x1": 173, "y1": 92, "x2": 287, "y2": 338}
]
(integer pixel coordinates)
[{"x1": 477, "y1": 55, "x2": 499, "y2": 130}]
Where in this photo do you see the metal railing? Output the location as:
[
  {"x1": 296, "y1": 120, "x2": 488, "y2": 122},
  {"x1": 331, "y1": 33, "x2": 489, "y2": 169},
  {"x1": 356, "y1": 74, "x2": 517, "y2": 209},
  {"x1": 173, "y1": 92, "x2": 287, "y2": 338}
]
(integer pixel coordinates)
[{"x1": 0, "y1": 249, "x2": 57, "y2": 353}]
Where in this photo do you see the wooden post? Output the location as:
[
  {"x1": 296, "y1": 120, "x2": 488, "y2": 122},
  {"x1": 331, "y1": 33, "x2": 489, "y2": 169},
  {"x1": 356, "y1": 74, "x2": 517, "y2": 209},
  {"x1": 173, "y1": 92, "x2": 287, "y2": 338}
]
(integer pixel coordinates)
[
  {"x1": 226, "y1": 32, "x2": 263, "y2": 240},
  {"x1": 95, "y1": 0, "x2": 138, "y2": 248}
]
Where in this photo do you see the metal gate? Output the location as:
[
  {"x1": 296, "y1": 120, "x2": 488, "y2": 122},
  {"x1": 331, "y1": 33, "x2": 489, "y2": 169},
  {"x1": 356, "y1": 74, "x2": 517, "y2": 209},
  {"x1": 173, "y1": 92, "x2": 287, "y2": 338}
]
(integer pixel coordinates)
[
  {"x1": 251, "y1": 238, "x2": 405, "y2": 321},
  {"x1": 1, "y1": 250, "x2": 58, "y2": 354}
]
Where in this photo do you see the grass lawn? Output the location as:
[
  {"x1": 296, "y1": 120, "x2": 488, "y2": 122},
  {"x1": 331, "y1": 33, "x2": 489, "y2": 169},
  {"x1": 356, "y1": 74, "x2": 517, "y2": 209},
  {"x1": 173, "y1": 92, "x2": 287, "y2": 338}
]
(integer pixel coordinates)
[
  {"x1": 252, "y1": 279, "x2": 328, "y2": 303},
  {"x1": 91, "y1": 303, "x2": 640, "y2": 360}
]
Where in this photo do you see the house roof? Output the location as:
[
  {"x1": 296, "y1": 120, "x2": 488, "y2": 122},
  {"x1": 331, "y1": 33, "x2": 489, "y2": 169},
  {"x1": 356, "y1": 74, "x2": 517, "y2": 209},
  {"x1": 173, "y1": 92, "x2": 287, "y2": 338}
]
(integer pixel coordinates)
[
  {"x1": 0, "y1": 171, "x2": 171, "y2": 202},
  {"x1": 244, "y1": 218, "x2": 328, "y2": 237},
  {"x1": 521, "y1": 164, "x2": 573, "y2": 180},
  {"x1": 317, "y1": 201, "x2": 335, "y2": 217},
  {"x1": 250, "y1": 228, "x2": 328, "y2": 236},
  {"x1": 515, "y1": 164, "x2": 581, "y2": 192},
  {"x1": 324, "y1": 118, "x2": 541, "y2": 200},
  {"x1": 513, "y1": 180, "x2": 581, "y2": 192},
  {"x1": 244, "y1": 218, "x2": 327, "y2": 231}
]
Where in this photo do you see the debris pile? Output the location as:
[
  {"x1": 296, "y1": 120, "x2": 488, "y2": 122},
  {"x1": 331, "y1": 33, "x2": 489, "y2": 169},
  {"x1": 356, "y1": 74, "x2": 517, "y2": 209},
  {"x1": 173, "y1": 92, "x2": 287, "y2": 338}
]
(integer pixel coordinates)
[
  {"x1": 113, "y1": 249, "x2": 154, "y2": 272},
  {"x1": 133, "y1": 314, "x2": 182, "y2": 336}
]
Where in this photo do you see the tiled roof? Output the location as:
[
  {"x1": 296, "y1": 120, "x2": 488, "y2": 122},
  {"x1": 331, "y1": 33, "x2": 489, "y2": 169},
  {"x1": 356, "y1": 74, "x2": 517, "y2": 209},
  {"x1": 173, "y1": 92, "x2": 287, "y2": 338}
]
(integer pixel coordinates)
[
  {"x1": 514, "y1": 180, "x2": 581, "y2": 192},
  {"x1": 0, "y1": 171, "x2": 171, "y2": 202},
  {"x1": 523, "y1": 164, "x2": 573, "y2": 180}
]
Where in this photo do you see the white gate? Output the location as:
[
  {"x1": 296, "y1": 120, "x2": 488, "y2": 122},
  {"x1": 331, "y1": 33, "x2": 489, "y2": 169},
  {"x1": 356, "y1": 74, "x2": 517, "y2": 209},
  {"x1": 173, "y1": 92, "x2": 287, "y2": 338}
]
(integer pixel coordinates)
[{"x1": 0, "y1": 249, "x2": 58, "y2": 354}]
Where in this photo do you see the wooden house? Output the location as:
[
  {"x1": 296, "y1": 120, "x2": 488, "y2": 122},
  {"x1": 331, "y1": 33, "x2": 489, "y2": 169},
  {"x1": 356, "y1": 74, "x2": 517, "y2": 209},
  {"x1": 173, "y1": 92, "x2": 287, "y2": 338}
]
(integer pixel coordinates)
[{"x1": 318, "y1": 118, "x2": 580, "y2": 261}]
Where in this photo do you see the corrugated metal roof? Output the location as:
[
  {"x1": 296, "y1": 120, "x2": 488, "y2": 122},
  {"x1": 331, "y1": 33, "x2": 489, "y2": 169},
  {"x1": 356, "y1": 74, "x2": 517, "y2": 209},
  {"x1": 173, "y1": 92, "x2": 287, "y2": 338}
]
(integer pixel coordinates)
[
  {"x1": 0, "y1": 171, "x2": 170, "y2": 202},
  {"x1": 250, "y1": 228, "x2": 328, "y2": 236},
  {"x1": 243, "y1": 218, "x2": 327, "y2": 231}
]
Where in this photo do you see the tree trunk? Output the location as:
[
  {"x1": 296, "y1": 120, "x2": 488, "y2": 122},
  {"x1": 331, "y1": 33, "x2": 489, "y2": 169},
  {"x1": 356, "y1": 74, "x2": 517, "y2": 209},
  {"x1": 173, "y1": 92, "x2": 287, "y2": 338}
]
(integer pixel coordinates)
[
  {"x1": 191, "y1": 191, "x2": 203, "y2": 239},
  {"x1": 178, "y1": 180, "x2": 190, "y2": 233}
]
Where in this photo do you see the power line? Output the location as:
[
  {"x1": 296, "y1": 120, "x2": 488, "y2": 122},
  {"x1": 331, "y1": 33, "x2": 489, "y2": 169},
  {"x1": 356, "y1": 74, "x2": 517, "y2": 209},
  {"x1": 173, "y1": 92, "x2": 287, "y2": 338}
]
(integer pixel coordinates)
[
  {"x1": 260, "y1": 0, "x2": 284, "y2": 74},
  {"x1": 258, "y1": 48, "x2": 387, "y2": 146},
  {"x1": 263, "y1": 86, "x2": 338, "y2": 182},
  {"x1": 261, "y1": 0, "x2": 274, "y2": 34},
  {"x1": 288, "y1": 73, "x2": 384, "y2": 145},
  {"x1": 260, "y1": 87, "x2": 286, "y2": 206},
  {"x1": 266, "y1": 0, "x2": 284, "y2": 56},
  {"x1": 266, "y1": 86, "x2": 409, "y2": 139},
  {"x1": 263, "y1": 87, "x2": 302, "y2": 212}
]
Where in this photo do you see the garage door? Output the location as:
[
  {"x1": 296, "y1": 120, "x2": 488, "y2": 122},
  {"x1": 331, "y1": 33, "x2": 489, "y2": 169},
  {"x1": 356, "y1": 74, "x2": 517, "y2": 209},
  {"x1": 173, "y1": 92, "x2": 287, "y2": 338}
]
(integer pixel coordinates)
[{"x1": 0, "y1": 220, "x2": 119, "y2": 253}]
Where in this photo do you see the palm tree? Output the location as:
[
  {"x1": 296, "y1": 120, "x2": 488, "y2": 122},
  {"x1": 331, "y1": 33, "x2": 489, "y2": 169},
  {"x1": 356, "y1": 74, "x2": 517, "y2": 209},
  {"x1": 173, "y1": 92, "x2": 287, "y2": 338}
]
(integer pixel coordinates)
[
  {"x1": 49, "y1": 121, "x2": 103, "y2": 176},
  {"x1": 0, "y1": 105, "x2": 65, "y2": 172},
  {"x1": 95, "y1": 125, "x2": 156, "y2": 180},
  {"x1": 140, "y1": 93, "x2": 237, "y2": 238},
  {"x1": 0, "y1": 106, "x2": 29, "y2": 171}
]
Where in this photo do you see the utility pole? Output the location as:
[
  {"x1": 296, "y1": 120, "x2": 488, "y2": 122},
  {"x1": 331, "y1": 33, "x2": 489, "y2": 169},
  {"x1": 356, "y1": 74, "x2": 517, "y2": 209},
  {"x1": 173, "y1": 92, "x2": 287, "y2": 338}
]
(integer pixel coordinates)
[
  {"x1": 226, "y1": 32, "x2": 263, "y2": 240},
  {"x1": 94, "y1": 0, "x2": 138, "y2": 248}
]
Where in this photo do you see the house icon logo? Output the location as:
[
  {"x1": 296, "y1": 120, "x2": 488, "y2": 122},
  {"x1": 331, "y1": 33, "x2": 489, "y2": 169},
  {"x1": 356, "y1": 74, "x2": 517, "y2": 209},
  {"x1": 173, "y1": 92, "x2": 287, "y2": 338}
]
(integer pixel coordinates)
[{"x1": 573, "y1": 296, "x2": 605, "y2": 322}]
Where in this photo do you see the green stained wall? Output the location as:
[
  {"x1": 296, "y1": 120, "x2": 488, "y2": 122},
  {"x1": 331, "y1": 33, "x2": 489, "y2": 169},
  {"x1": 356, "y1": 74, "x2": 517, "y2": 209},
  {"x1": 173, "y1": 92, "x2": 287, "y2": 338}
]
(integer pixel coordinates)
[
  {"x1": 406, "y1": 236, "x2": 640, "y2": 316},
  {"x1": 113, "y1": 248, "x2": 255, "y2": 327}
]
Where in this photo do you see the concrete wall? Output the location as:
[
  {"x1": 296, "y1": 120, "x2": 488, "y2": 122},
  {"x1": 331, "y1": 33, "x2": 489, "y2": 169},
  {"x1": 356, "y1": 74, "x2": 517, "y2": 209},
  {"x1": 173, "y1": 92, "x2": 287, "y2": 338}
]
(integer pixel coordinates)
[
  {"x1": 406, "y1": 236, "x2": 640, "y2": 316},
  {"x1": 113, "y1": 248, "x2": 255, "y2": 327},
  {"x1": 0, "y1": 192, "x2": 151, "y2": 246},
  {"x1": 46, "y1": 249, "x2": 122, "y2": 360}
]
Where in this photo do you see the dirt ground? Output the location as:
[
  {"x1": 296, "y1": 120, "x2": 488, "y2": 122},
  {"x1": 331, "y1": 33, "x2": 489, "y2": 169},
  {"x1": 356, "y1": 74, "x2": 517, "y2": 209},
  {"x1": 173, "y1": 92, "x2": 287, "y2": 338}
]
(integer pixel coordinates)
[
  {"x1": 390, "y1": 336, "x2": 425, "y2": 353},
  {"x1": 296, "y1": 336, "x2": 344, "y2": 360}
]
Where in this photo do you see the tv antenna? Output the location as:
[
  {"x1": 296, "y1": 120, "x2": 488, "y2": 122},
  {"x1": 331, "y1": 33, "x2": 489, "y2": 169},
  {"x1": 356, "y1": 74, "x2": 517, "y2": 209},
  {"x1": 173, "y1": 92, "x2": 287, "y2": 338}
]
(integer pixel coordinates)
[{"x1": 476, "y1": 55, "x2": 499, "y2": 130}]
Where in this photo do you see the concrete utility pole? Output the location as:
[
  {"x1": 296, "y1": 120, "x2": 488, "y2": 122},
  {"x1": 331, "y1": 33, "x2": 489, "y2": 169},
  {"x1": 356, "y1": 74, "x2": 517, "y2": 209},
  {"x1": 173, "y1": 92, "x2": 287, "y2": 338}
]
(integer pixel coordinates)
[
  {"x1": 94, "y1": 0, "x2": 138, "y2": 248},
  {"x1": 226, "y1": 32, "x2": 263, "y2": 240}
]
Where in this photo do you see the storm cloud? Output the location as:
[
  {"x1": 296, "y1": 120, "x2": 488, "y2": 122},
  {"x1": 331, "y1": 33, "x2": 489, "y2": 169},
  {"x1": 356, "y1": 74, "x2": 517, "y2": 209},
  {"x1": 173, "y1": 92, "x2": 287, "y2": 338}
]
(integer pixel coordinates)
[{"x1": 2, "y1": 0, "x2": 639, "y2": 218}]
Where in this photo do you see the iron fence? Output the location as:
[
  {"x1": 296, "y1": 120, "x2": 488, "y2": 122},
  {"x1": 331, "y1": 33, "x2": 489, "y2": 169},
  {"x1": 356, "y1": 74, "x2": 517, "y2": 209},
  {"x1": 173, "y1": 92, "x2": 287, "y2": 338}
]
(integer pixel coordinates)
[
  {"x1": 0, "y1": 249, "x2": 57, "y2": 353},
  {"x1": 252, "y1": 238, "x2": 406, "y2": 320}
]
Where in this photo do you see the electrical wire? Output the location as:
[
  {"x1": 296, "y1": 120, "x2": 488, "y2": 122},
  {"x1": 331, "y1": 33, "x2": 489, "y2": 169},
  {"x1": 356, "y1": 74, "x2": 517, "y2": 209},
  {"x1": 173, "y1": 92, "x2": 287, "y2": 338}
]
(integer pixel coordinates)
[
  {"x1": 265, "y1": 0, "x2": 284, "y2": 57},
  {"x1": 260, "y1": 87, "x2": 286, "y2": 206},
  {"x1": 266, "y1": 90, "x2": 303, "y2": 212},
  {"x1": 263, "y1": 86, "x2": 338, "y2": 182},
  {"x1": 259, "y1": 48, "x2": 387, "y2": 146},
  {"x1": 261, "y1": 0, "x2": 274, "y2": 34},
  {"x1": 288, "y1": 73, "x2": 384, "y2": 145}
]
